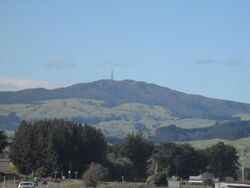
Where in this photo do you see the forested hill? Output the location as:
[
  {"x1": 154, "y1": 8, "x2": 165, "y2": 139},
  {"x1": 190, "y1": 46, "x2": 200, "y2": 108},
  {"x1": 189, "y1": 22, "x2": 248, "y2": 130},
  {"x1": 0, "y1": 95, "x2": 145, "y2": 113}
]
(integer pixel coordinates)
[
  {"x1": 1, "y1": 79, "x2": 250, "y2": 120},
  {"x1": 153, "y1": 120, "x2": 250, "y2": 142}
]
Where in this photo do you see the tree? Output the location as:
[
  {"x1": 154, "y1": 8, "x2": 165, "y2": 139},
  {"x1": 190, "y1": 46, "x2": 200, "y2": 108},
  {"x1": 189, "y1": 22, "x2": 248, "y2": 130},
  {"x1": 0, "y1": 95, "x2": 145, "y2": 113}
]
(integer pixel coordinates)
[
  {"x1": 83, "y1": 163, "x2": 108, "y2": 187},
  {"x1": 46, "y1": 120, "x2": 107, "y2": 175},
  {"x1": 153, "y1": 142, "x2": 208, "y2": 179},
  {"x1": 206, "y1": 142, "x2": 239, "y2": 180},
  {"x1": 32, "y1": 120, "x2": 49, "y2": 172},
  {"x1": 105, "y1": 152, "x2": 133, "y2": 181},
  {"x1": 121, "y1": 133, "x2": 154, "y2": 180},
  {"x1": 0, "y1": 129, "x2": 8, "y2": 152},
  {"x1": 9, "y1": 120, "x2": 34, "y2": 174},
  {"x1": 10, "y1": 119, "x2": 107, "y2": 175}
]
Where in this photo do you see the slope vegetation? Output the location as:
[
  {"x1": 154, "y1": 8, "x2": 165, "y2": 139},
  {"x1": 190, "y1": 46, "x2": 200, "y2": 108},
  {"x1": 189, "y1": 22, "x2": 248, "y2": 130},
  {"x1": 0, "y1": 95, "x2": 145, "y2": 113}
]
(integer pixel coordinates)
[{"x1": 1, "y1": 80, "x2": 250, "y2": 138}]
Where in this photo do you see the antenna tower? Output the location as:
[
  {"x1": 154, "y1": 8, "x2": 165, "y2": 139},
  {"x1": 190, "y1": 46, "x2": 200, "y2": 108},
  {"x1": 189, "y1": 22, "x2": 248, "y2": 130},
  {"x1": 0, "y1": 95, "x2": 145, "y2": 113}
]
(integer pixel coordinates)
[{"x1": 111, "y1": 69, "x2": 114, "y2": 80}]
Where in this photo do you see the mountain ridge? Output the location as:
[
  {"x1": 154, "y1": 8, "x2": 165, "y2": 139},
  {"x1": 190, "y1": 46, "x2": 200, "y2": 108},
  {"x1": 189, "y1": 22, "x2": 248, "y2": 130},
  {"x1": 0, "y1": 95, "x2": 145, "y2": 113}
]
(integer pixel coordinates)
[
  {"x1": 1, "y1": 79, "x2": 250, "y2": 119},
  {"x1": 1, "y1": 79, "x2": 250, "y2": 138}
]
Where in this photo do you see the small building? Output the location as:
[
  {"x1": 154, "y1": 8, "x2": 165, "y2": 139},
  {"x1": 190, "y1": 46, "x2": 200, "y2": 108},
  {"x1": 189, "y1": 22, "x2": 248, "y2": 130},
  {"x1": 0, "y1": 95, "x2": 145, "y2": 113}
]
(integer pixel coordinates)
[
  {"x1": 189, "y1": 175, "x2": 204, "y2": 184},
  {"x1": 215, "y1": 183, "x2": 250, "y2": 188},
  {"x1": 169, "y1": 180, "x2": 181, "y2": 188},
  {"x1": 188, "y1": 174, "x2": 219, "y2": 184}
]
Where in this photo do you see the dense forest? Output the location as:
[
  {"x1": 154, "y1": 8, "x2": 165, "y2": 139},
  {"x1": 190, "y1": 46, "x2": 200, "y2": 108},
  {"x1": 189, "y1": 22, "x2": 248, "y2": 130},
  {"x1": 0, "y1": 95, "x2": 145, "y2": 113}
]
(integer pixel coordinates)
[{"x1": 2, "y1": 119, "x2": 240, "y2": 182}]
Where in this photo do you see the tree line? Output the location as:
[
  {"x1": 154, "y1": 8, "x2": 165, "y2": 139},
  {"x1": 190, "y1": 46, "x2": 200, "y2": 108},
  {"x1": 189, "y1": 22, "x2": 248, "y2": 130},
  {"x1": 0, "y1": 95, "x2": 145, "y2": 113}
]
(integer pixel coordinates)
[
  {"x1": 1, "y1": 119, "x2": 240, "y2": 182},
  {"x1": 153, "y1": 120, "x2": 250, "y2": 142},
  {"x1": 9, "y1": 119, "x2": 106, "y2": 176}
]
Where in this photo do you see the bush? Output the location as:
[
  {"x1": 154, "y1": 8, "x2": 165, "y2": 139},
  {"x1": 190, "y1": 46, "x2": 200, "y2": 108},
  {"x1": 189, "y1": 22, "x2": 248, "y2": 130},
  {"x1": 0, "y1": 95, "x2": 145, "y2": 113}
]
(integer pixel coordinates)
[
  {"x1": 225, "y1": 176, "x2": 235, "y2": 183},
  {"x1": 83, "y1": 163, "x2": 108, "y2": 187},
  {"x1": 201, "y1": 172, "x2": 214, "y2": 180},
  {"x1": 203, "y1": 179, "x2": 213, "y2": 186},
  {"x1": 0, "y1": 173, "x2": 3, "y2": 182},
  {"x1": 154, "y1": 171, "x2": 168, "y2": 186},
  {"x1": 35, "y1": 167, "x2": 48, "y2": 178}
]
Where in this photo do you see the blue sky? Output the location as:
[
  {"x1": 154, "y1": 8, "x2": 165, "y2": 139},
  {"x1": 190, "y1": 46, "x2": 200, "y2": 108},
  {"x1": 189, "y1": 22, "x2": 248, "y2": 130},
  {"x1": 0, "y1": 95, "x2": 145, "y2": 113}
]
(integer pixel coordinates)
[{"x1": 0, "y1": 0, "x2": 250, "y2": 103}]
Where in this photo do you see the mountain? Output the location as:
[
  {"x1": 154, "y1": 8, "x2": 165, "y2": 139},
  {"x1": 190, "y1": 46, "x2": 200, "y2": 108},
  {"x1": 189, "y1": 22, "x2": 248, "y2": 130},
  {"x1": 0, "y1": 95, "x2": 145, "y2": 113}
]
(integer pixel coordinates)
[{"x1": 1, "y1": 79, "x2": 250, "y2": 138}]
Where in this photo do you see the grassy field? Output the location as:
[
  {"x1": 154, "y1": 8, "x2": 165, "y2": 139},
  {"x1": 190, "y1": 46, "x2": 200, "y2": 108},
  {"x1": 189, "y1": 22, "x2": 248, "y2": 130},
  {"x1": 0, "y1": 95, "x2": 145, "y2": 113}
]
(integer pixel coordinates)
[
  {"x1": 234, "y1": 114, "x2": 250, "y2": 121},
  {"x1": 0, "y1": 99, "x2": 174, "y2": 121}
]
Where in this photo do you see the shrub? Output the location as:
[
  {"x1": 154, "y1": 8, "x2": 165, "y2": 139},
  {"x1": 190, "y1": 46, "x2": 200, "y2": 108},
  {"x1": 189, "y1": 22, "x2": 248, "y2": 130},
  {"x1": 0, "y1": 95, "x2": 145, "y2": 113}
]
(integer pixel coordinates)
[
  {"x1": 202, "y1": 172, "x2": 214, "y2": 186},
  {"x1": 203, "y1": 178, "x2": 213, "y2": 186},
  {"x1": 225, "y1": 176, "x2": 235, "y2": 183},
  {"x1": 83, "y1": 163, "x2": 108, "y2": 187},
  {"x1": 35, "y1": 167, "x2": 48, "y2": 178},
  {"x1": 0, "y1": 173, "x2": 3, "y2": 182},
  {"x1": 154, "y1": 171, "x2": 168, "y2": 186}
]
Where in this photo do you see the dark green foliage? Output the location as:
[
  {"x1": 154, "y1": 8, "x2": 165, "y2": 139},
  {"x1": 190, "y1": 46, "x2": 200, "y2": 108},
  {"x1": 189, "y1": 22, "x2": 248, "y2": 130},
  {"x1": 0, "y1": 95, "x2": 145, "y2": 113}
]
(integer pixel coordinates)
[
  {"x1": 0, "y1": 129, "x2": 8, "y2": 152},
  {"x1": 206, "y1": 142, "x2": 239, "y2": 180},
  {"x1": 9, "y1": 120, "x2": 34, "y2": 174},
  {"x1": 154, "y1": 120, "x2": 250, "y2": 142},
  {"x1": 83, "y1": 163, "x2": 108, "y2": 187},
  {"x1": 154, "y1": 171, "x2": 168, "y2": 186},
  {"x1": 153, "y1": 142, "x2": 208, "y2": 179},
  {"x1": 9, "y1": 119, "x2": 107, "y2": 176},
  {"x1": 151, "y1": 141, "x2": 240, "y2": 180},
  {"x1": 35, "y1": 167, "x2": 48, "y2": 178},
  {"x1": 107, "y1": 134, "x2": 154, "y2": 181},
  {"x1": 203, "y1": 178, "x2": 213, "y2": 186},
  {"x1": 201, "y1": 172, "x2": 214, "y2": 185},
  {"x1": 106, "y1": 144, "x2": 134, "y2": 181},
  {"x1": 154, "y1": 125, "x2": 190, "y2": 141},
  {"x1": 121, "y1": 133, "x2": 154, "y2": 180},
  {"x1": 244, "y1": 168, "x2": 250, "y2": 180},
  {"x1": 105, "y1": 152, "x2": 133, "y2": 181},
  {"x1": 9, "y1": 118, "x2": 240, "y2": 181}
]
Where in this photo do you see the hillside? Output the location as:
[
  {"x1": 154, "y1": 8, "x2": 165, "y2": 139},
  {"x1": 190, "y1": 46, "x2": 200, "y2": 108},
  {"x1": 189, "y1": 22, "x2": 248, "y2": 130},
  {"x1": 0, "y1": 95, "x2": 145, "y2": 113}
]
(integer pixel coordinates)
[
  {"x1": 2, "y1": 80, "x2": 250, "y2": 118},
  {"x1": 153, "y1": 120, "x2": 250, "y2": 142},
  {"x1": 1, "y1": 79, "x2": 250, "y2": 138}
]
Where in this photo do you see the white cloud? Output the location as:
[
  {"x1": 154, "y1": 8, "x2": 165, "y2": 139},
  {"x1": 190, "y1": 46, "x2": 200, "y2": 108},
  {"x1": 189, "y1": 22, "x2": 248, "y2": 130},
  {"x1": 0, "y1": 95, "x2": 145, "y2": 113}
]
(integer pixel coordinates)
[
  {"x1": 45, "y1": 61, "x2": 76, "y2": 70},
  {"x1": 197, "y1": 59, "x2": 217, "y2": 65},
  {"x1": 197, "y1": 58, "x2": 245, "y2": 66},
  {"x1": 0, "y1": 76, "x2": 63, "y2": 91},
  {"x1": 96, "y1": 61, "x2": 126, "y2": 68},
  {"x1": 224, "y1": 59, "x2": 245, "y2": 66}
]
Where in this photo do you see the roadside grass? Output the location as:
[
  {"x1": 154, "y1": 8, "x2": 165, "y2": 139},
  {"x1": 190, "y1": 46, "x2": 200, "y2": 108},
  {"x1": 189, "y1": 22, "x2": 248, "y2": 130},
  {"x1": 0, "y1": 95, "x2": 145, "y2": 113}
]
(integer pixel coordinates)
[
  {"x1": 49, "y1": 180, "x2": 83, "y2": 188},
  {"x1": 1, "y1": 180, "x2": 167, "y2": 188}
]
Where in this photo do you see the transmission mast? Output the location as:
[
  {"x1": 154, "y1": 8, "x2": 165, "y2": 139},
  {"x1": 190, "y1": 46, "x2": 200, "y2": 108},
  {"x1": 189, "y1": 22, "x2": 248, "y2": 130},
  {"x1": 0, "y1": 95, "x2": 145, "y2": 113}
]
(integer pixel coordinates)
[{"x1": 111, "y1": 69, "x2": 114, "y2": 80}]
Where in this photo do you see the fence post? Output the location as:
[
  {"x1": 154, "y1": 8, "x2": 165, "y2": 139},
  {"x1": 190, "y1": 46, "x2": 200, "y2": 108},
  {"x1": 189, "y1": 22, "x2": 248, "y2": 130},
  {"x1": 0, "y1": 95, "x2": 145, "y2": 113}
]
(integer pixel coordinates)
[{"x1": 3, "y1": 176, "x2": 6, "y2": 188}]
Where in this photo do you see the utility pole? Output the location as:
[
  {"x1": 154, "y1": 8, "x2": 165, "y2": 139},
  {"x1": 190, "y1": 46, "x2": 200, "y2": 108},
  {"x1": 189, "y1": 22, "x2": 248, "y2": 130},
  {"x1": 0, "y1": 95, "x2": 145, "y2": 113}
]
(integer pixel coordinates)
[
  {"x1": 111, "y1": 69, "x2": 114, "y2": 80},
  {"x1": 241, "y1": 157, "x2": 245, "y2": 181},
  {"x1": 69, "y1": 161, "x2": 72, "y2": 181}
]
